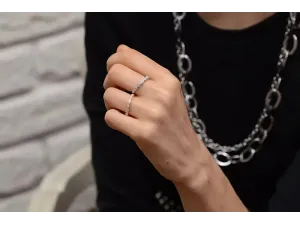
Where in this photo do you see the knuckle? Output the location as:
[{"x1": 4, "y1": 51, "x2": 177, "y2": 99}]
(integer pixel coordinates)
[
  {"x1": 157, "y1": 88, "x2": 174, "y2": 106},
  {"x1": 106, "y1": 49, "x2": 132, "y2": 71},
  {"x1": 141, "y1": 123, "x2": 159, "y2": 140},
  {"x1": 103, "y1": 87, "x2": 115, "y2": 103},
  {"x1": 106, "y1": 53, "x2": 116, "y2": 68},
  {"x1": 169, "y1": 77, "x2": 181, "y2": 90},
  {"x1": 104, "y1": 109, "x2": 114, "y2": 124},
  {"x1": 117, "y1": 44, "x2": 129, "y2": 52},
  {"x1": 163, "y1": 91, "x2": 173, "y2": 103},
  {"x1": 120, "y1": 50, "x2": 133, "y2": 64},
  {"x1": 108, "y1": 63, "x2": 124, "y2": 75},
  {"x1": 162, "y1": 68, "x2": 172, "y2": 75},
  {"x1": 150, "y1": 104, "x2": 167, "y2": 121}
]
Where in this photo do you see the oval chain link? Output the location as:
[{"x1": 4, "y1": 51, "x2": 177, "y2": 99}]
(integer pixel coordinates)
[{"x1": 173, "y1": 12, "x2": 299, "y2": 166}]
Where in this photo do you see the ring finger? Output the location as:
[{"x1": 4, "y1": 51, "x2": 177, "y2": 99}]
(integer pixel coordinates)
[{"x1": 103, "y1": 87, "x2": 150, "y2": 119}]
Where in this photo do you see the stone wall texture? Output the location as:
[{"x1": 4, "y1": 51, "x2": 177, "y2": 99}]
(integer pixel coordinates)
[{"x1": 0, "y1": 12, "x2": 90, "y2": 211}]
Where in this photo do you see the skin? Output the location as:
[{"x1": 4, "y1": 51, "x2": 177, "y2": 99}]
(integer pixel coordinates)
[
  {"x1": 103, "y1": 13, "x2": 273, "y2": 211},
  {"x1": 198, "y1": 12, "x2": 275, "y2": 30}
]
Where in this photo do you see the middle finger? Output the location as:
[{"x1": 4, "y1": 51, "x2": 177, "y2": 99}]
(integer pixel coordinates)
[{"x1": 104, "y1": 64, "x2": 156, "y2": 96}]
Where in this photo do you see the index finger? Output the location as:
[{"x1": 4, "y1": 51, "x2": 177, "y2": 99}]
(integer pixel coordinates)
[{"x1": 107, "y1": 45, "x2": 171, "y2": 81}]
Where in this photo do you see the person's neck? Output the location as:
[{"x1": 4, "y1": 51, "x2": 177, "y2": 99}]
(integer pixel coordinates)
[{"x1": 197, "y1": 12, "x2": 276, "y2": 30}]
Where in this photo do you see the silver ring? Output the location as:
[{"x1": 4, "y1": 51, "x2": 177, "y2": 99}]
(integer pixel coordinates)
[
  {"x1": 125, "y1": 76, "x2": 149, "y2": 116},
  {"x1": 131, "y1": 76, "x2": 149, "y2": 94},
  {"x1": 125, "y1": 94, "x2": 134, "y2": 116}
]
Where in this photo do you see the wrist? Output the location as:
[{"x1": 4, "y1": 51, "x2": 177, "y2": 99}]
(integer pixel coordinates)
[
  {"x1": 173, "y1": 142, "x2": 248, "y2": 212},
  {"x1": 173, "y1": 139, "x2": 213, "y2": 192}
]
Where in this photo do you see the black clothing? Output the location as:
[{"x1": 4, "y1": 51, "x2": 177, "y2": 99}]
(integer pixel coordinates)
[{"x1": 83, "y1": 13, "x2": 300, "y2": 211}]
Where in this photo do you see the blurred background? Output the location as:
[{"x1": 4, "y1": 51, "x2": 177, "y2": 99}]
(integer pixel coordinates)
[{"x1": 0, "y1": 12, "x2": 95, "y2": 212}]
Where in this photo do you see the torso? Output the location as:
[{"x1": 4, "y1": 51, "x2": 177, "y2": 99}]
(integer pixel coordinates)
[{"x1": 84, "y1": 12, "x2": 300, "y2": 211}]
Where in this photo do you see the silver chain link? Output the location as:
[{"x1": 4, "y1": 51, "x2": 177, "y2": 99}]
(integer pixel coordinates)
[{"x1": 172, "y1": 12, "x2": 299, "y2": 166}]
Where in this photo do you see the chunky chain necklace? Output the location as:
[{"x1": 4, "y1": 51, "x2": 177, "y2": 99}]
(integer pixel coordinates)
[{"x1": 173, "y1": 12, "x2": 299, "y2": 166}]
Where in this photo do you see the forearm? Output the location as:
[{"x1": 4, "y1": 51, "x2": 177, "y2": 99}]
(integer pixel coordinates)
[{"x1": 174, "y1": 143, "x2": 248, "y2": 212}]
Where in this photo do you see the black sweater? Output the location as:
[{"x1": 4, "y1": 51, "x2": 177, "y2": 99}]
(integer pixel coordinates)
[{"x1": 83, "y1": 12, "x2": 300, "y2": 211}]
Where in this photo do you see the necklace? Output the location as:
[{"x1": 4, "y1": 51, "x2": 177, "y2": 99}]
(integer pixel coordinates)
[{"x1": 173, "y1": 12, "x2": 299, "y2": 166}]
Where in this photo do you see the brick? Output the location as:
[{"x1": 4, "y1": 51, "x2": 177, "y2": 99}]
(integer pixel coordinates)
[
  {"x1": 0, "y1": 191, "x2": 33, "y2": 216},
  {"x1": 0, "y1": 44, "x2": 36, "y2": 98},
  {"x1": 0, "y1": 142, "x2": 48, "y2": 195},
  {"x1": 0, "y1": 79, "x2": 88, "y2": 147},
  {"x1": 45, "y1": 122, "x2": 90, "y2": 167},
  {"x1": 0, "y1": 189, "x2": 35, "y2": 216},
  {"x1": 0, "y1": 12, "x2": 84, "y2": 46},
  {"x1": 35, "y1": 28, "x2": 86, "y2": 81}
]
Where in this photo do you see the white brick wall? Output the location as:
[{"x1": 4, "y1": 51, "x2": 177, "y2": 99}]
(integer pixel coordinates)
[{"x1": 0, "y1": 13, "x2": 91, "y2": 211}]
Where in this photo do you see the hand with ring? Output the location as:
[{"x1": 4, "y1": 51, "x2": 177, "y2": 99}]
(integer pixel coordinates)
[{"x1": 103, "y1": 45, "x2": 210, "y2": 185}]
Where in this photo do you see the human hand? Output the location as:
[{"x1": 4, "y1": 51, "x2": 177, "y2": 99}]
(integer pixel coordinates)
[{"x1": 103, "y1": 45, "x2": 209, "y2": 184}]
